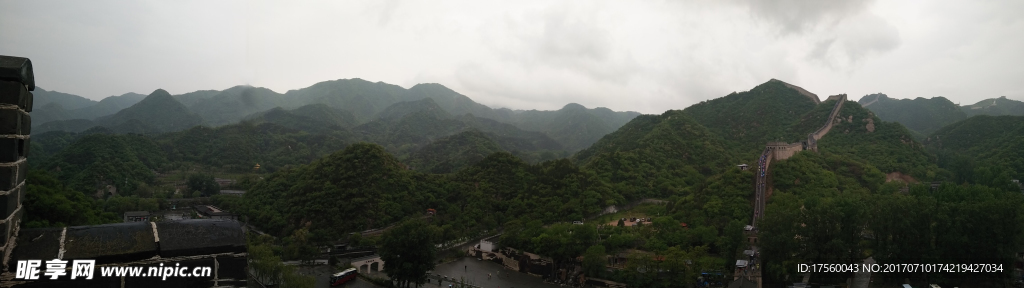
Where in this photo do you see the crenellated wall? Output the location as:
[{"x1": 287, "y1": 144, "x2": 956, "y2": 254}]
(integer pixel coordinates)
[
  {"x1": 765, "y1": 141, "x2": 804, "y2": 161},
  {"x1": 0, "y1": 55, "x2": 33, "y2": 273},
  {"x1": 805, "y1": 94, "x2": 847, "y2": 152},
  {"x1": 752, "y1": 93, "x2": 847, "y2": 227}
]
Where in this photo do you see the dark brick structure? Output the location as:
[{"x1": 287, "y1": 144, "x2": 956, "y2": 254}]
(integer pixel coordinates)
[
  {"x1": 0, "y1": 55, "x2": 32, "y2": 273},
  {"x1": 0, "y1": 55, "x2": 247, "y2": 287}
]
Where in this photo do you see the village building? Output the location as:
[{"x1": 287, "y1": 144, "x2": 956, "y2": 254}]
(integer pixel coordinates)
[
  {"x1": 195, "y1": 205, "x2": 237, "y2": 220},
  {"x1": 123, "y1": 211, "x2": 151, "y2": 223}
]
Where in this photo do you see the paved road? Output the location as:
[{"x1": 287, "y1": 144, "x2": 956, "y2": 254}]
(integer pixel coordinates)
[
  {"x1": 296, "y1": 265, "x2": 380, "y2": 288},
  {"x1": 430, "y1": 257, "x2": 561, "y2": 288},
  {"x1": 851, "y1": 257, "x2": 874, "y2": 288}
]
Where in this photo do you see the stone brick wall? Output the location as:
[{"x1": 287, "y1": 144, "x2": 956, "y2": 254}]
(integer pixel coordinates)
[
  {"x1": 0, "y1": 55, "x2": 33, "y2": 273},
  {"x1": 765, "y1": 141, "x2": 803, "y2": 161},
  {"x1": 805, "y1": 94, "x2": 847, "y2": 152}
]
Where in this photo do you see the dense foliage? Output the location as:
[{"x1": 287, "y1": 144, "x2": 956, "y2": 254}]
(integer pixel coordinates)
[
  {"x1": 242, "y1": 103, "x2": 358, "y2": 133},
  {"x1": 379, "y1": 218, "x2": 440, "y2": 288},
  {"x1": 926, "y1": 115, "x2": 1024, "y2": 182},
  {"x1": 683, "y1": 79, "x2": 819, "y2": 156},
  {"x1": 760, "y1": 182, "x2": 1024, "y2": 286},
  {"x1": 186, "y1": 173, "x2": 221, "y2": 196},
  {"x1": 758, "y1": 149, "x2": 1024, "y2": 286},
  {"x1": 403, "y1": 130, "x2": 504, "y2": 173},
  {"x1": 155, "y1": 122, "x2": 352, "y2": 172},
  {"x1": 42, "y1": 133, "x2": 167, "y2": 194},
  {"x1": 21, "y1": 169, "x2": 119, "y2": 228},
  {"x1": 816, "y1": 101, "x2": 944, "y2": 181},
  {"x1": 575, "y1": 110, "x2": 734, "y2": 200}
]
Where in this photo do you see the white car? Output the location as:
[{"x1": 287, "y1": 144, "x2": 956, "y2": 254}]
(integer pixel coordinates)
[{"x1": 572, "y1": 221, "x2": 584, "y2": 225}]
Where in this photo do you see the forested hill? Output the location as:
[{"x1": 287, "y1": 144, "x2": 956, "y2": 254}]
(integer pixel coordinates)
[
  {"x1": 187, "y1": 86, "x2": 289, "y2": 127},
  {"x1": 926, "y1": 115, "x2": 1024, "y2": 183},
  {"x1": 573, "y1": 110, "x2": 733, "y2": 200},
  {"x1": 35, "y1": 90, "x2": 205, "y2": 134},
  {"x1": 31, "y1": 97, "x2": 569, "y2": 176},
  {"x1": 94, "y1": 89, "x2": 205, "y2": 134},
  {"x1": 241, "y1": 103, "x2": 359, "y2": 133},
  {"x1": 682, "y1": 79, "x2": 819, "y2": 156},
  {"x1": 813, "y1": 100, "x2": 941, "y2": 180},
  {"x1": 857, "y1": 93, "x2": 967, "y2": 137},
  {"x1": 858, "y1": 93, "x2": 1024, "y2": 138},
  {"x1": 240, "y1": 143, "x2": 620, "y2": 240},
  {"x1": 403, "y1": 130, "x2": 505, "y2": 174},
  {"x1": 961, "y1": 96, "x2": 1024, "y2": 117},
  {"x1": 31, "y1": 87, "x2": 145, "y2": 125}
]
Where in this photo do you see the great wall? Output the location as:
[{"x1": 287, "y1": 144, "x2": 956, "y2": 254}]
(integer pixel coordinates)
[
  {"x1": 753, "y1": 87, "x2": 846, "y2": 224},
  {"x1": 740, "y1": 81, "x2": 848, "y2": 288}
]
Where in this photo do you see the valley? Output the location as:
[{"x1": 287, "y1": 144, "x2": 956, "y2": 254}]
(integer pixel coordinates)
[{"x1": 17, "y1": 78, "x2": 1024, "y2": 288}]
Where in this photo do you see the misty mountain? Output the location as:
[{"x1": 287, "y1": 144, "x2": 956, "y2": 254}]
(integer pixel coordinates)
[
  {"x1": 353, "y1": 99, "x2": 566, "y2": 166},
  {"x1": 173, "y1": 89, "x2": 221, "y2": 107},
  {"x1": 961, "y1": 96, "x2": 1024, "y2": 117},
  {"x1": 403, "y1": 130, "x2": 506, "y2": 174},
  {"x1": 242, "y1": 103, "x2": 358, "y2": 133},
  {"x1": 499, "y1": 103, "x2": 639, "y2": 152},
  {"x1": 371, "y1": 98, "x2": 453, "y2": 121},
  {"x1": 34, "y1": 119, "x2": 96, "y2": 134},
  {"x1": 30, "y1": 90, "x2": 146, "y2": 127},
  {"x1": 70, "y1": 92, "x2": 147, "y2": 118},
  {"x1": 194, "y1": 79, "x2": 639, "y2": 150},
  {"x1": 32, "y1": 87, "x2": 97, "y2": 110},
  {"x1": 94, "y1": 89, "x2": 205, "y2": 133},
  {"x1": 858, "y1": 93, "x2": 967, "y2": 137},
  {"x1": 32, "y1": 79, "x2": 638, "y2": 152},
  {"x1": 455, "y1": 114, "x2": 564, "y2": 152},
  {"x1": 188, "y1": 86, "x2": 290, "y2": 126}
]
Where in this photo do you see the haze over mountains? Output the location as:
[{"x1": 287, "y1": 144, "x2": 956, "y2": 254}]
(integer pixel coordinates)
[
  {"x1": 31, "y1": 79, "x2": 641, "y2": 153},
  {"x1": 30, "y1": 78, "x2": 1023, "y2": 179},
  {"x1": 29, "y1": 78, "x2": 1024, "y2": 288},
  {"x1": 858, "y1": 93, "x2": 1024, "y2": 138}
]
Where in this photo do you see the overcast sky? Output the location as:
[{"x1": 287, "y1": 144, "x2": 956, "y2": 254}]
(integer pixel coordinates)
[{"x1": 2, "y1": 0, "x2": 1022, "y2": 114}]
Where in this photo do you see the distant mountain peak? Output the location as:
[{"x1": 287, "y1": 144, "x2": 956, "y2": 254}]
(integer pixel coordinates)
[
  {"x1": 94, "y1": 88, "x2": 203, "y2": 133},
  {"x1": 150, "y1": 89, "x2": 172, "y2": 97},
  {"x1": 561, "y1": 103, "x2": 587, "y2": 110},
  {"x1": 767, "y1": 78, "x2": 819, "y2": 104}
]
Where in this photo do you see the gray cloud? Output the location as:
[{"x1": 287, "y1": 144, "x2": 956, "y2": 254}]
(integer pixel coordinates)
[
  {"x1": 1, "y1": 0, "x2": 1021, "y2": 114},
  {"x1": 738, "y1": 0, "x2": 874, "y2": 34}
]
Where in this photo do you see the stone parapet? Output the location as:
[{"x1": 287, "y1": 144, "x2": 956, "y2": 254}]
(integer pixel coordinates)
[
  {"x1": 0, "y1": 56, "x2": 33, "y2": 275},
  {"x1": 3, "y1": 220, "x2": 247, "y2": 287}
]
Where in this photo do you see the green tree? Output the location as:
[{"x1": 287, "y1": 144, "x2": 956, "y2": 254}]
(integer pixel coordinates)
[
  {"x1": 22, "y1": 169, "x2": 118, "y2": 228},
  {"x1": 380, "y1": 218, "x2": 439, "y2": 288},
  {"x1": 284, "y1": 226, "x2": 319, "y2": 263},
  {"x1": 249, "y1": 242, "x2": 314, "y2": 288},
  {"x1": 582, "y1": 245, "x2": 607, "y2": 277},
  {"x1": 187, "y1": 173, "x2": 220, "y2": 196}
]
